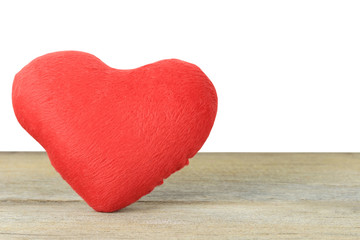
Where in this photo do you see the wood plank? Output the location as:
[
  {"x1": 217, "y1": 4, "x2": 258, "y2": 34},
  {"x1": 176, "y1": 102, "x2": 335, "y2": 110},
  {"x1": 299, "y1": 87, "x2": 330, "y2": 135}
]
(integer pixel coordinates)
[{"x1": 1, "y1": 152, "x2": 360, "y2": 239}]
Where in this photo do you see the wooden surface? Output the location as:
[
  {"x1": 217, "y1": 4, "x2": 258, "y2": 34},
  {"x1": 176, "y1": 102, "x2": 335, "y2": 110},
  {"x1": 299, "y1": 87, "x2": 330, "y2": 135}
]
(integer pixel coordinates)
[{"x1": 1, "y1": 153, "x2": 360, "y2": 239}]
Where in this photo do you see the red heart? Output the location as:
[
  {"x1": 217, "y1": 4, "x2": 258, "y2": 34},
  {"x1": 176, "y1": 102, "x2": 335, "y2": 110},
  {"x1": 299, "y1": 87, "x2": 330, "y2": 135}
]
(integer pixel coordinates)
[{"x1": 12, "y1": 51, "x2": 217, "y2": 212}]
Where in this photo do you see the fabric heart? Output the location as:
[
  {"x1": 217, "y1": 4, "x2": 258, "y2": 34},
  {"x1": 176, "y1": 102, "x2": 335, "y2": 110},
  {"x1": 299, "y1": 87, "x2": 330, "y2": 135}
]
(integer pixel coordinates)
[{"x1": 12, "y1": 51, "x2": 217, "y2": 212}]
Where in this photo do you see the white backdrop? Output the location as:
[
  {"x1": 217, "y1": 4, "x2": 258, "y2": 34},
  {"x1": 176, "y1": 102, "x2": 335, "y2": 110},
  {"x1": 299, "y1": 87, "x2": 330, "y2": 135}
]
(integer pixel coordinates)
[{"x1": 1, "y1": 0, "x2": 360, "y2": 152}]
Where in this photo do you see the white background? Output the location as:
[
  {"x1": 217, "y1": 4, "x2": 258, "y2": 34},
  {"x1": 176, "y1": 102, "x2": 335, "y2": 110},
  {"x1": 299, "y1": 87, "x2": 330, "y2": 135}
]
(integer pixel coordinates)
[{"x1": 1, "y1": 0, "x2": 360, "y2": 152}]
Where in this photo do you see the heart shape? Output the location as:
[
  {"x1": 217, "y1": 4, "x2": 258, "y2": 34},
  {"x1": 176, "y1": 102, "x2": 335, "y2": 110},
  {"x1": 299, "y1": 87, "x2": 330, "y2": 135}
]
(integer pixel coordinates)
[{"x1": 12, "y1": 51, "x2": 217, "y2": 212}]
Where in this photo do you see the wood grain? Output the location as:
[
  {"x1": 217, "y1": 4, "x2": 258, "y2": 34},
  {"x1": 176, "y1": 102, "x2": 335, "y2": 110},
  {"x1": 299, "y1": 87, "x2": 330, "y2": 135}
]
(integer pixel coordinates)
[{"x1": 0, "y1": 152, "x2": 360, "y2": 239}]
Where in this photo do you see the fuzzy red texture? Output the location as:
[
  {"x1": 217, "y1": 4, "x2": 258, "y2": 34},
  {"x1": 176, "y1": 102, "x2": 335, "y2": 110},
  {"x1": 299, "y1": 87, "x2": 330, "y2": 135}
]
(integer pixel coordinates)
[{"x1": 12, "y1": 51, "x2": 217, "y2": 212}]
